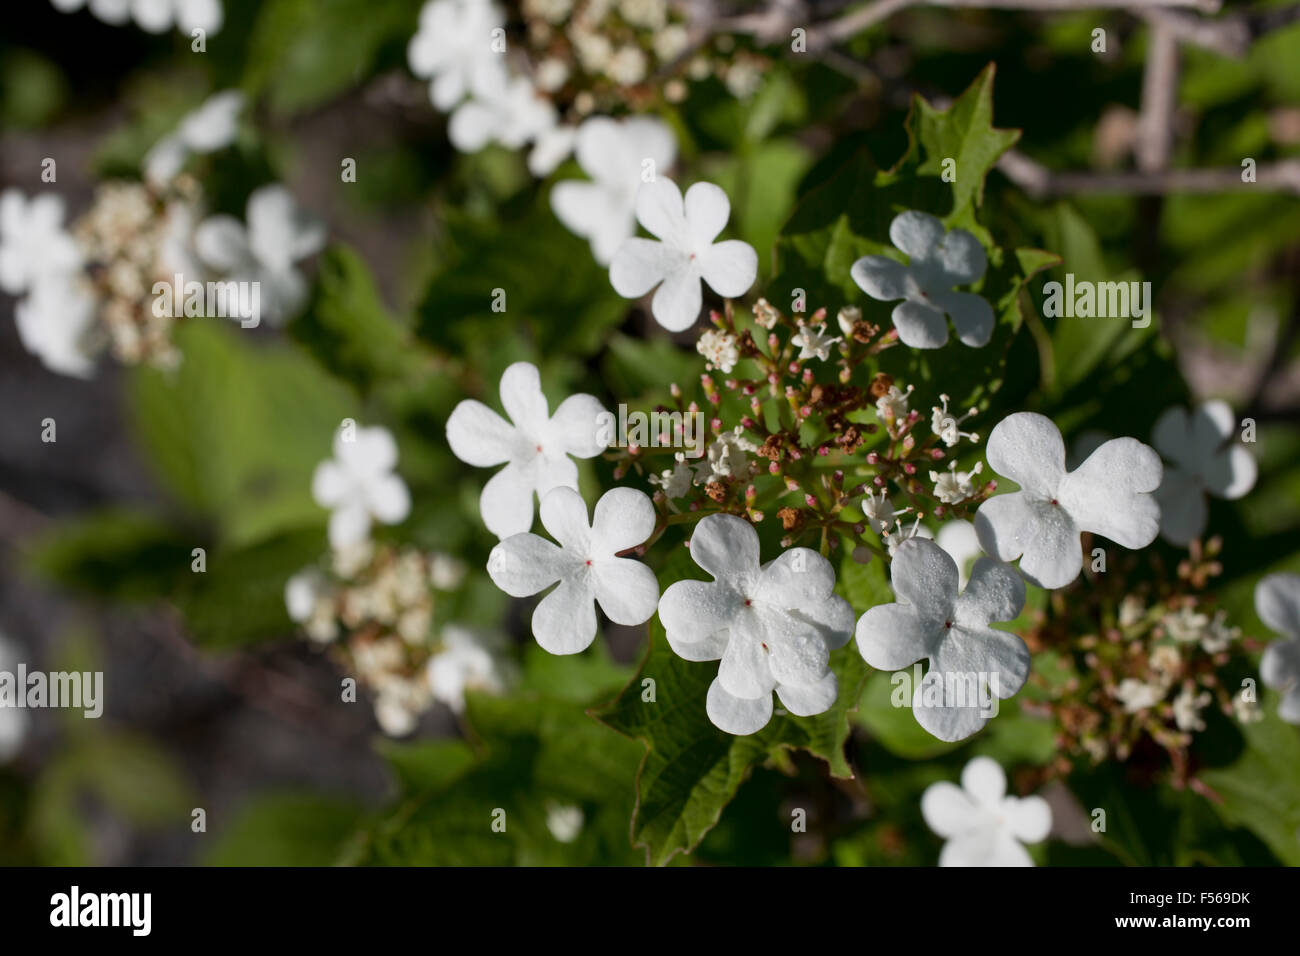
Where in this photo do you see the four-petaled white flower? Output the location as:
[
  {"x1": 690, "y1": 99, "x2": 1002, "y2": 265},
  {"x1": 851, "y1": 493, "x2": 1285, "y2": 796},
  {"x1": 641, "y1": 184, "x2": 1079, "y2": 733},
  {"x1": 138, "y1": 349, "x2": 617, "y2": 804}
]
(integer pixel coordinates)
[
  {"x1": 975, "y1": 412, "x2": 1162, "y2": 590},
  {"x1": 791, "y1": 322, "x2": 841, "y2": 362},
  {"x1": 407, "y1": 0, "x2": 508, "y2": 111},
  {"x1": 446, "y1": 361, "x2": 608, "y2": 538},
  {"x1": 144, "y1": 89, "x2": 244, "y2": 185},
  {"x1": 51, "y1": 0, "x2": 223, "y2": 34},
  {"x1": 921, "y1": 756, "x2": 1051, "y2": 866},
  {"x1": 657, "y1": 514, "x2": 854, "y2": 736},
  {"x1": 609, "y1": 177, "x2": 757, "y2": 332},
  {"x1": 0, "y1": 190, "x2": 83, "y2": 295},
  {"x1": 1257, "y1": 572, "x2": 1300, "y2": 724},
  {"x1": 1150, "y1": 400, "x2": 1257, "y2": 546},
  {"x1": 426, "y1": 625, "x2": 509, "y2": 713},
  {"x1": 194, "y1": 184, "x2": 326, "y2": 324},
  {"x1": 850, "y1": 210, "x2": 994, "y2": 349},
  {"x1": 856, "y1": 537, "x2": 1029, "y2": 741},
  {"x1": 551, "y1": 115, "x2": 678, "y2": 265},
  {"x1": 311, "y1": 424, "x2": 412, "y2": 550},
  {"x1": 487, "y1": 486, "x2": 659, "y2": 654}
]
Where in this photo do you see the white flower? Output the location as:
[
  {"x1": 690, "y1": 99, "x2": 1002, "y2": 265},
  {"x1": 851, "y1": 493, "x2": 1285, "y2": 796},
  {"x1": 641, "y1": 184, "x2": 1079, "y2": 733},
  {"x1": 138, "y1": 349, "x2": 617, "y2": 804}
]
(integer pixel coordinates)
[
  {"x1": 697, "y1": 426, "x2": 756, "y2": 483},
  {"x1": 791, "y1": 322, "x2": 841, "y2": 362},
  {"x1": 1150, "y1": 400, "x2": 1257, "y2": 546},
  {"x1": 930, "y1": 460, "x2": 983, "y2": 505},
  {"x1": 194, "y1": 184, "x2": 326, "y2": 324},
  {"x1": 1173, "y1": 685, "x2": 1211, "y2": 732},
  {"x1": 144, "y1": 89, "x2": 243, "y2": 184},
  {"x1": 527, "y1": 124, "x2": 577, "y2": 177},
  {"x1": 1118, "y1": 594, "x2": 1145, "y2": 629},
  {"x1": 1150, "y1": 644, "x2": 1181, "y2": 681},
  {"x1": 850, "y1": 211, "x2": 994, "y2": 349},
  {"x1": 1162, "y1": 605, "x2": 1209, "y2": 644},
  {"x1": 448, "y1": 75, "x2": 558, "y2": 154},
  {"x1": 836, "y1": 305, "x2": 861, "y2": 336},
  {"x1": 1114, "y1": 677, "x2": 1164, "y2": 713},
  {"x1": 860, "y1": 489, "x2": 899, "y2": 535},
  {"x1": 487, "y1": 486, "x2": 659, "y2": 654},
  {"x1": 921, "y1": 756, "x2": 1051, "y2": 867},
  {"x1": 0, "y1": 634, "x2": 29, "y2": 763},
  {"x1": 975, "y1": 412, "x2": 1162, "y2": 590},
  {"x1": 51, "y1": 0, "x2": 223, "y2": 34},
  {"x1": 1233, "y1": 689, "x2": 1263, "y2": 723},
  {"x1": 311, "y1": 424, "x2": 412, "y2": 550},
  {"x1": 883, "y1": 514, "x2": 933, "y2": 558},
  {"x1": 1257, "y1": 572, "x2": 1300, "y2": 724},
  {"x1": 14, "y1": 270, "x2": 101, "y2": 378},
  {"x1": 936, "y1": 519, "x2": 982, "y2": 588},
  {"x1": 875, "y1": 383, "x2": 912, "y2": 422},
  {"x1": 752, "y1": 298, "x2": 780, "y2": 330},
  {"x1": 696, "y1": 328, "x2": 739, "y2": 373},
  {"x1": 649, "y1": 453, "x2": 693, "y2": 499},
  {"x1": 545, "y1": 802, "x2": 584, "y2": 843},
  {"x1": 285, "y1": 568, "x2": 337, "y2": 643},
  {"x1": 609, "y1": 177, "x2": 757, "y2": 332},
  {"x1": 931, "y1": 394, "x2": 979, "y2": 447},
  {"x1": 1200, "y1": 611, "x2": 1239, "y2": 654},
  {"x1": 856, "y1": 537, "x2": 1029, "y2": 741},
  {"x1": 0, "y1": 190, "x2": 83, "y2": 295},
  {"x1": 426, "y1": 625, "x2": 508, "y2": 713},
  {"x1": 445, "y1": 362, "x2": 608, "y2": 538},
  {"x1": 657, "y1": 514, "x2": 854, "y2": 735},
  {"x1": 551, "y1": 116, "x2": 678, "y2": 265},
  {"x1": 408, "y1": 0, "x2": 508, "y2": 111}
]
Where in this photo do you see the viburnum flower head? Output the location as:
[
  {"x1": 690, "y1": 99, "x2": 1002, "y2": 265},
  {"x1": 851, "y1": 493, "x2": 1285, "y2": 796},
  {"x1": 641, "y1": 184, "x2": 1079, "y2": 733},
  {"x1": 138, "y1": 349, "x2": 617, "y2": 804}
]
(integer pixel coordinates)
[
  {"x1": 1150, "y1": 400, "x2": 1257, "y2": 546},
  {"x1": 921, "y1": 756, "x2": 1051, "y2": 866},
  {"x1": 0, "y1": 190, "x2": 83, "y2": 295},
  {"x1": 194, "y1": 184, "x2": 326, "y2": 324},
  {"x1": 975, "y1": 412, "x2": 1162, "y2": 590},
  {"x1": 311, "y1": 424, "x2": 412, "y2": 550},
  {"x1": 1257, "y1": 572, "x2": 1300, "y2": 724},
  {"x1": 657, "y1": 515, "x2": 854, "y2": 735},
  {"x1": 552, "y1": 115, "x2": 678, "y2": 265},
  {"x1": 856, "y1": 538, "x2": 1029, "y2": 741},
  {"x1": 850, "y1": 210, "x2": 994, "y2": 349},
  {"x1": 445, "y1": 362, "x2": 608, "y2": 538},
  {"x1": 408, "y1": 0, "x2": 508, "y2": 111},
  {"x1": 609, "y1": 177, "x2": 757, "y2": 332},
  {"x1": 486, "y1": 487, "x2": 659, "y2": 654}
]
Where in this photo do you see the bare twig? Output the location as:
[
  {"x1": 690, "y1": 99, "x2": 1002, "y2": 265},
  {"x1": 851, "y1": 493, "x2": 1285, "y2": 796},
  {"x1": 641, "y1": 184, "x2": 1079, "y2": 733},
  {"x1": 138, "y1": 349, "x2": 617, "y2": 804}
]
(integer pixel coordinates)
[
  {"x1": 1140, "y1": 3, "x2": 1300, "y2": 58},
  {"x1": 1135, "y1": 20, "x2": 1179, "y2": 172},
  {"x1": 996, "y1": 148, "x2": 1300, "y2": 196}
]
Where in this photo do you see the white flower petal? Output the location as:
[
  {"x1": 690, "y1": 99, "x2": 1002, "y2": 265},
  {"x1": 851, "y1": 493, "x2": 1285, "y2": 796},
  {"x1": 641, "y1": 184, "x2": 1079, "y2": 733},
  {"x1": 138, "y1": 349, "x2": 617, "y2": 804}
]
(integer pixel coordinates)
[
  {"x1": 921, "y1": 781, "x2": 980, "y2": 838},
  {"x1": 538, "y1": 486, "x2": 591, "y2": 552},
  {"x1": 934, "y1": 227, "x2": 987, "y2": 285},
  {"x1": 549, "y1": 393, "x2": 608, "y2": 459},
  {"x1": 1058, "y1": 437, "x2": 1162, "y2": 549},
  {"x1": 531, "y1": 577, "x2": 598, "y2": 654},
  {"x1": 1154, "y1": 467, "x2": 1207, "y2": 546},
  {"x1": 775, "y1": 670, "x2": 839, "y2": 716},
  {"x1": 913, "y1": 676, "x2": 990, "y2": 742},
  {"x1": 985, "y1": 412, "x2": 1067, "y2": 499},
  {"x1": 480, "y1": 462, "x2": 536, "y2": 538},
  {"x1": 591, "y1": 486, "x2": 656, "y2": 554},
  {"x1": 328, "y1": 503, "x2": 371, "y2": 550},
  {"x1": 889, "y1": 538, "x2": 958, "y2": 617},
  {"x1": 856, "y1": 602, "x2": 936, "y2": 670},
  {"x1": 194, "y1": 215, "x2": 251, "y2": 272},
  {"x1": 1005, "y1": 794, "x2": 1052, "y2": 843},
  {"x1": 311, "y1": 460, "x2": 349, "y2": 508},
  {"x1": 1257, "y1": 573, "x2": 1300, "y2": 639},
  {"x1": 498, "y1": 362, "x2": 549, "y2": 436},
  {"x1": 634, "y1": 176, "x2": 688, "y2": 245},
  {"x1": 706, "y1": 678, "x2": 773, "y2": 735},
  {"x1": 1015, "y1": 504, "x2": 1082, "y2": 590},
  {"x1": 683, "y1": 181, "x2": 731, "y2": 247},
  {"x1": 446, "y1": 399, "x2": 517, "y2": 467},
  {"x1": 1205, "y1": 443, "x2": 1256, "y2": 500},
  {"x1": 891, "y1": 299, "x2": 949, "y2": 349},
  {"x1": 889, "y1": 210, "x2": 945, "y2": 260},
  {"x1": 718, "y1": 631, "x2": 776, "y2": 699},
  {"x1": 955, "y1": 557, "x2": 1025, "y2": 625},
  {"x1": 609, "y1": 236, "x2": 678, "y2": 298},
  {"x1": 934, "y1": 289, "x2": 994, "y2": 347},
  {"x1": 790, "y1": 594, "x2": 855, "y2": 651},
  {"x1": 659, "y1": 580, "x2": 739, "y2": 648},
  {"x1": 689, "y1": 514, "x2": 760, "y2": 580},
  {"x1": 650, "y1": 261, "x2": 704, "y2": 332},
  {"x1": 759, "y1": 548, "x2": 834, "y2": 608},
  {"x1": 961, "y1": 755, "x2": 1007, "y2": 805},
  {"x1": 593, "y1": 559, "x2": 659, "y2": 625},
  {"x1": 488, "y1": 533, "x2": 569, "y2": 596},
  {"x1": 698, "y1": 239, "x2": 757, "y2": 299},
  {"x1": 366, "y1": 473, "x2": 410, "y2": 524},
  {"x1": 850, "y1": 255, "x2": 909, "y2": 301}
]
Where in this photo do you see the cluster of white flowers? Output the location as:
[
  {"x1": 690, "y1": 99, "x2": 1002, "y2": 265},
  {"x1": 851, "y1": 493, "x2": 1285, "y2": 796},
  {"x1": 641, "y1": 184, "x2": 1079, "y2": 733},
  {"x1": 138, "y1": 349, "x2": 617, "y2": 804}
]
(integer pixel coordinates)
[
  {"x1": 409, "y1": 0, "x2": 573, "y2": 176},
  {"x1": 50, "y1": 0, "x2": 222, "y2": 34}
]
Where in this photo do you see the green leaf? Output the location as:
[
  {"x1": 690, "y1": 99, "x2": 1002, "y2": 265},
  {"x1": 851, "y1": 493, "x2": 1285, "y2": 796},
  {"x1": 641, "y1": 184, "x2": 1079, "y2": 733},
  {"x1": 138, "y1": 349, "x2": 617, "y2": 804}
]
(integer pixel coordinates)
[
  {"x1": 904, "y1": 63, "x2": 1020, "y2": 226},
  {"x1": 853, "y1": 669, "x2": 961, "y2": 760},
  {"x1": 205, "y1": 792, "x2": 366, "y2": 866},
  {"x1": 593, "y1": 621, "x2": 869, "y2": 866},
  {"x1": 128, "y1": 321, "x2": 355, "y2": 550},
  {"x1": 1200, "y1": 693, "x2": 1300, "y2": 865}
]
